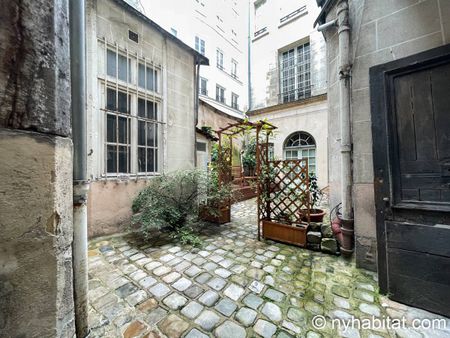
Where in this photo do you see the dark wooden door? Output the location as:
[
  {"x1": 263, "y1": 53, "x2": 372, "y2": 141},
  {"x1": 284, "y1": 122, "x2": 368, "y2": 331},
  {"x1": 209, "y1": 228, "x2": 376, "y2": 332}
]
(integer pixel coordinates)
[{"x1": 370, "y1": 44, "x2": 450, "y2": 317}]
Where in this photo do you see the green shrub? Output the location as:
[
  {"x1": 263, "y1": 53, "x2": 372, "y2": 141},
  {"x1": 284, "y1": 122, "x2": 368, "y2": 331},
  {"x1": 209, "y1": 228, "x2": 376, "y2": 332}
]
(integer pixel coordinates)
[{"x1": 131, "y1": 169, "x2": 232, "y2": 243}]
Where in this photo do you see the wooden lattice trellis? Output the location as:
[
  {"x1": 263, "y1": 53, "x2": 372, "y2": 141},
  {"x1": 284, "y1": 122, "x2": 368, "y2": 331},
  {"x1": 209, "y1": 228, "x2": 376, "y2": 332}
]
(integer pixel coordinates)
[
  {"x1": 256, "y1": 137, "x2": 311, "y2": 242},
  {"x1": 215, "y1": 120, "x2": 311, "y2": 243}
]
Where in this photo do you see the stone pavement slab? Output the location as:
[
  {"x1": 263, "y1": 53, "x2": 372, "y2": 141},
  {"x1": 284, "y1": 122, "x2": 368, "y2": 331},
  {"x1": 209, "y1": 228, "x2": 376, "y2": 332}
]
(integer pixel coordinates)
[{"x1": 88, "y1": 198, "x2": 450, "y2": 338}]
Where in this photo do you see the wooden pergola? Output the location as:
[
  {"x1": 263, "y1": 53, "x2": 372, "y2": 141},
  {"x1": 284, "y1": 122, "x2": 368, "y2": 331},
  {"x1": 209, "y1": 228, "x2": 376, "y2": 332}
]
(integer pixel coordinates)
[{"x1": 215, "y1": 120, "x2": 277, "y2": 240}]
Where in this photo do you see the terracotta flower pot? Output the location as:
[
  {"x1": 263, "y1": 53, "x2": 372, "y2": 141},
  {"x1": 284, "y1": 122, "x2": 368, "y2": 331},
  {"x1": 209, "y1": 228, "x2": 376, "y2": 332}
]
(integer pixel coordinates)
[
  {"x1": 199, "y1": 205, "x2": 230, "y2": 224},
  {"x1": 301, "y1": 208, "x2": 326, "y2": 222}
]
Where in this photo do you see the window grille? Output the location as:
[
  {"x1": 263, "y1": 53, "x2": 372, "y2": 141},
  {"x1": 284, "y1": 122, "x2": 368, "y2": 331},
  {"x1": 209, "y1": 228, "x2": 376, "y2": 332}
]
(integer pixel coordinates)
[
  {"x1": 101, "y1": 40, "x2": 162, "y2": 177},
  {"x1": 279, "y1": 42, "x2": 311, "y2": 103}
]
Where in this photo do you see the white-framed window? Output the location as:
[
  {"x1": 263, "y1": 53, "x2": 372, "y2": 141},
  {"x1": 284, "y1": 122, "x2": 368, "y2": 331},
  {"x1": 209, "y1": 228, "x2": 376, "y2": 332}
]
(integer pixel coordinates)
[
  {"x1": 102, "y1": 42, "x2": 162, "y2": 176},
  {"x1": 231, "y1": 92, "x2": 239, "y2": 109},
  {"x1": 231, "y1": 59, "x2": 238, "y2": 79},
  {"x1": 106, "y1": 87, "x2": 131, "y2": 173},
  {"x1": 195, "y1": 36, "x2": 205, "y2": 55},
  {"x1": 280, "y1": 42, "x2": 311, "y2": 103},
  {"x1": 284, "y1": 131, "x2": 316, "y2": 173},
  {"x1": 137, "y1": 97, "x2": 158, "y2": 173},
  {"x1": 200, "y1": 77, "x2": 208, "y2": 95},
  {"x1": 216, "y1": 49, "x2": 224, "y2": 70},
  {"x1": 107, "y1": 49, "x2": 132, "y2": 82},
  {"x1": 216, "y1": 85, "x2": 225, "y2": 103},
  {"x1": 138, "y1": 63, "x2": 158, "y2": 92}
]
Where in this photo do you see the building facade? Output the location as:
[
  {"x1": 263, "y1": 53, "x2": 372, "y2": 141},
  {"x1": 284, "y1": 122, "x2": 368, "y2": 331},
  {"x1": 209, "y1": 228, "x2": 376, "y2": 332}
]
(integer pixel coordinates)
[
  {"x1": 140, "y1": 0, "x2": 248, "y2": 115},
  {"x1": 86, "y1": 0, "x2": 208, "y2": 237},
  {"x1": 248, "y1": 0, "x2": 328, "y2": 188},
  {"x1": 317, "y1": 0, "x2": 450, "y2": 317}
]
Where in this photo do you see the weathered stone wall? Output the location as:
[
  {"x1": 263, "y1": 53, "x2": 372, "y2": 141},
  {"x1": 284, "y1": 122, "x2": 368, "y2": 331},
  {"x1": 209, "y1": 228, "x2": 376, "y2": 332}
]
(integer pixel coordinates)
[
  {"x1": 0, "y1": 0, "x2": 75, "y2": 336},
  {"x1": 324, "y1": 0, "x2": 450, "y2": 270},
  {"x1": 86, "y1": 0, "x2": 198, "y2": 237}
]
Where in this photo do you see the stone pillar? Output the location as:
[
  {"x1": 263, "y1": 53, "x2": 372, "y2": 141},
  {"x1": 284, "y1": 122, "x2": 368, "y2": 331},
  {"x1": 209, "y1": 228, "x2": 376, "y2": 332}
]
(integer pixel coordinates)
[{"x1": 0, "y1": 1, "x2": 75, "y2": 337}]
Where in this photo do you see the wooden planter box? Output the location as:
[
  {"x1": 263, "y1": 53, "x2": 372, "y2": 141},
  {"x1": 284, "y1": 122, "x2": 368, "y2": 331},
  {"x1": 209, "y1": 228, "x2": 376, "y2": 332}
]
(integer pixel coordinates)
[
  {"x1": 200, "y1": 206, "x2": 231, "y2": 224},
  {"x1": 262, "y1": 220, "x2": 309, "y2": 247}
]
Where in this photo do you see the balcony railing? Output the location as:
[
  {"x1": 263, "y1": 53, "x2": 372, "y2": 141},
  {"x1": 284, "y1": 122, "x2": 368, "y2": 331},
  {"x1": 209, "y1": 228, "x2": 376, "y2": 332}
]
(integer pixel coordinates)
[
  {"x1": 280, "y1": 6, "x2": 307, "y2": 24},
  {"x1": 278, "y1": 86, "x2": 312, "y2": 104},
  {"x1": 254, "y1": 27, "x2": 267, "y2": 38}
]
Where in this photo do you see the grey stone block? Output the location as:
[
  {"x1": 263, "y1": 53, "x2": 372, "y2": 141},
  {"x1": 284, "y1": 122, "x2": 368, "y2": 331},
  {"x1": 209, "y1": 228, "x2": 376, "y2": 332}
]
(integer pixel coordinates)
[
  {"x1": 321, "y1": 224, "x2": 333, "y2": 238},
  {"x1": 321, "y1": 238, "x2": 338, "y2": 255},
  {"x1": 307, "y1": 231, "x2": 322, "y2": 244}
]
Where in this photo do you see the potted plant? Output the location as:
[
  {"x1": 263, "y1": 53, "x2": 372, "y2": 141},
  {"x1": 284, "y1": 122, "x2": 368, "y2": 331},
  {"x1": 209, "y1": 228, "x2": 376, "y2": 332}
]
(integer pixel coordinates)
[
  {"x1": 199, "y1": 152, "x2": 234, "y2": 224},
  {"x1": 241, "y1": 137, "x2": 256, "y2": 177},
  {"x1": 301, "y1": 173, "x2": 326, "y2": 222}
]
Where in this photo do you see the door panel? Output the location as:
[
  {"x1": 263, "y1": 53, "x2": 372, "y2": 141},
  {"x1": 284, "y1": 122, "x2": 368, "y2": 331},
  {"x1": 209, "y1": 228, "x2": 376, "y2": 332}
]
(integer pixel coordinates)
[
  {"x1": 370, "y1": 44, "x2": 450, "y2": 317},
  {"x1": 393, "y1": 64, "x2": 450, "y2": 204}
]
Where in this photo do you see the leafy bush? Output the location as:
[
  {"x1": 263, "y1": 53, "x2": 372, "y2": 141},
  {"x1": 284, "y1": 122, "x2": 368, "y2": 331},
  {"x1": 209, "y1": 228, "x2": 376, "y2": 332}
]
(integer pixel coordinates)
[{"x1": 131, "y1": 169, "x2": 232, "y2": 244}]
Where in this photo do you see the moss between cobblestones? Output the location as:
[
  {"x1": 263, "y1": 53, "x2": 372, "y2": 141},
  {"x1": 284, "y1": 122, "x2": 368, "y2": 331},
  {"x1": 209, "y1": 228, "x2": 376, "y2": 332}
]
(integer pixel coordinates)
[{"x1": 87, "y1": 199, "x2": 399, "y2": 338}]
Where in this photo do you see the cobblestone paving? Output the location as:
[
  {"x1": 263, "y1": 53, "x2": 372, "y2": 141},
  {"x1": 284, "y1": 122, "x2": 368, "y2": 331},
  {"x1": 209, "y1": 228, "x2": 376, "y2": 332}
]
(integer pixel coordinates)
[{"x1": 88, "y1": 199, "x2": 450, "y2": 338}]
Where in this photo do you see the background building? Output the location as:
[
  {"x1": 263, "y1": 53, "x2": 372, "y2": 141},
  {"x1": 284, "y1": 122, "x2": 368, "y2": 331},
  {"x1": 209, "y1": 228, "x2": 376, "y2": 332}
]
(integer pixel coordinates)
[
  {"x1": 248, "y1": 0, "x2": 328, "y2": 188},
  {"x1": 141, "y1": 0, "x2": 249, "y2": 115},
  {"x1": 85, "y1": 0, "x2": 208, "y2": 237}
]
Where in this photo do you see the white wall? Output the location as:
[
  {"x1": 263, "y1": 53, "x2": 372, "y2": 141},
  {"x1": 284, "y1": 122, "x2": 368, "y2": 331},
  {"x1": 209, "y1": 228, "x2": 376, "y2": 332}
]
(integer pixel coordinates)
[
  {"x1": 250, "y1": 0, "x2": 326, "y2": 109},
  {"x1": 142, "y1": 0, "x2": 249, "y2": 113},
  {"x1": 249, "y1": 100, "x2": 328, "y2": 188}
]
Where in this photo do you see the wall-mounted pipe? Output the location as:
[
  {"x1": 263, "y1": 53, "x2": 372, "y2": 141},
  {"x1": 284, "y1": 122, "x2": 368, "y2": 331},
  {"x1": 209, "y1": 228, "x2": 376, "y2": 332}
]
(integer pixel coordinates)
[
  {"x1": 317, "y1": 0, "x2": 354, "y2": 256},
  {"x1": 69, "y1": 0, "x2": 90, "y2": 336},
  {"x1": 194, "y1": 60, "x2": 200, "y2": 167},
  {"x1": 317, "y1": 18, "x2": 337, "y2": 32},
  {"x1": 336, "y1": 0, "x2": 354, "y2": 256}
]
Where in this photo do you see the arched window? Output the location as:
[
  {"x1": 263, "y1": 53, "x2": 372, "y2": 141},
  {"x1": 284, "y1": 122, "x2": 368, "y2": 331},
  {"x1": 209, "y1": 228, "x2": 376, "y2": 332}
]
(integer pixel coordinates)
[{"x1": 284, "y1": 131, "x2": 316, "y2": 173}]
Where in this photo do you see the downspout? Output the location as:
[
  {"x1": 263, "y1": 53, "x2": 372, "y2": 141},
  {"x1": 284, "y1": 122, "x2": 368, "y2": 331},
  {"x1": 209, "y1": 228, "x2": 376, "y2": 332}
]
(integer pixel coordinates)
[
  {"x1": 194, "y1": 59, "x2": 200, "y2": 167},
  {"x1": 336, "y1": 0, "x2": 354, "y2": 257},
  {"x1": 317, "y1": 0, "x2": 354, "y2": 256},
  {"x1": 70, "y1": 0, "x2": 90, "y2": 336},
  {"x1": 247, "y1": 0, "x2": 252, "y2": 110}
]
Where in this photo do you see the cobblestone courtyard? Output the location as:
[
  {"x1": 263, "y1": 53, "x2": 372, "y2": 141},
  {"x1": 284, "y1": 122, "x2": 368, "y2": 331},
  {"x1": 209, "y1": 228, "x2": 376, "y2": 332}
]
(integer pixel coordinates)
[{"x1": 88, "y1": 199, "x2": 450, "y2": 338}]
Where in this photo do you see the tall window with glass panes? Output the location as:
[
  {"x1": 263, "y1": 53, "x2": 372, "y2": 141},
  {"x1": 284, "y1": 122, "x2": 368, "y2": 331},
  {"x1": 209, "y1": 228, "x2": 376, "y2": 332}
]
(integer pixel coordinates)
[
  {"x1": 279, "y1": 42, "x2": 311, "y2": 103},
  {"x1": 104, "y1": 45, "x2": 160, "y2": 176}
]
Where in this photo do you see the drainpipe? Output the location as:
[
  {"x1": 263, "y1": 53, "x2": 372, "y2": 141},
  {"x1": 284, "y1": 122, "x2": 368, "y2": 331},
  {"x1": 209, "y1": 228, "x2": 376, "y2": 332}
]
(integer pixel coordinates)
[
  {"x1": 247, "y1": 0, "x2": 252, "y2": 110},
  {"x1": 70, "y1": 0, "x2": 90, "y2": 336},
  {"x1": 317, "y1": 0, "x2": 354, "y2": 256},
  {"x1": 194, "y1": 60, "x2": 200, "y2": 167},
  {"x1": 336, "y1": 0, "x2": 354, "y2": 256}
]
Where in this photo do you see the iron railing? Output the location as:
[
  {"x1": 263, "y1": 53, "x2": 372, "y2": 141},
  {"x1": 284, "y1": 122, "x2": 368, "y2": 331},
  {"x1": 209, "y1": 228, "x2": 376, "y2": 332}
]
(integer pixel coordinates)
[
  {"x1": 280, "y1": 6, "x2": 307, "y2": 24},
  {"x1": 278, "y1": 86, "x2": 312, "y2": 104},
  {"x1": 254, "y1": 27, "x2": 267, "y2": 38}
]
